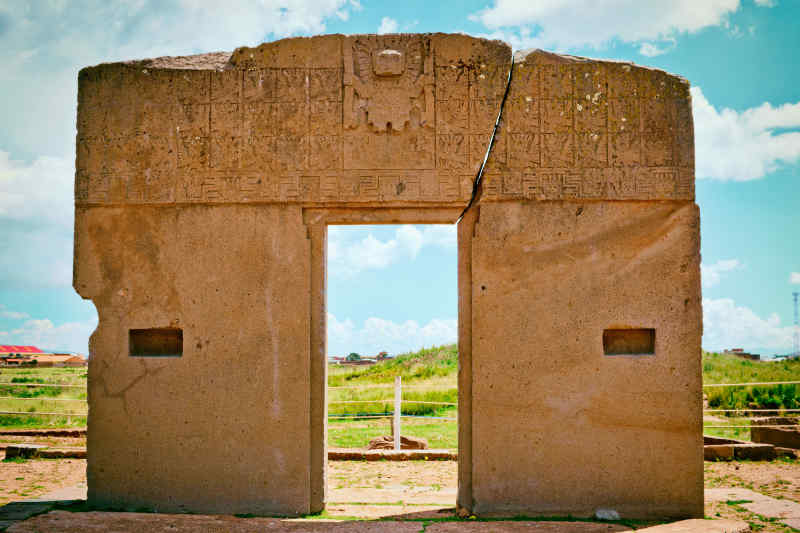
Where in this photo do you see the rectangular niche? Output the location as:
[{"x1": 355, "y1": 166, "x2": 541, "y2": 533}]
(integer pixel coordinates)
[
  {"x1": 603, "y1": 328, "x2": 655, "y2": 356},
  {"x1": 129, "y1": 328, "x2": 183, "y2": 357}
]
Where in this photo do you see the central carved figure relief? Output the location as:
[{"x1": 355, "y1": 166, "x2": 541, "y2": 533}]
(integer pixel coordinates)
[{"x1": 344, "y1": 35, "x2": 435, "y2": 168}]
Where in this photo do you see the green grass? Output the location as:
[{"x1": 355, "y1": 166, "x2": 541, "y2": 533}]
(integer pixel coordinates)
[
  {"x1": 328, "y1": 411, "x2": 458, "y2": 449},
  {"x1": 703, "y1": 351, "x2": 800, "y2": 412},
  {"x1": 327, "y1": 345, "x2": 458, "y2": 448},
  {"x1": 329, "y1": 344, "x2": 457, "y2": 419},
  {"x1": 703, "y1": 416, "x2": 752, "y2": 441},
  {"x1": 2, "y1": 347, "x2": 795, "y2": 449},
  {"x1": 329, "y1": 344, "x2": 457, "y2": 386},
  {"x1": 702, "y1": 351, "x2": 800, "y2": 440},
  {"x1": 0, "y1": 367, "x2": 87, "y2": 386},
  {"x1": 0, "y1": 367, "x2": 88, "y2": 428}
]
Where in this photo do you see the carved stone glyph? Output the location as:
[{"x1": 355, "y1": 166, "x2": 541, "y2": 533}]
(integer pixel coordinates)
[{"x1": 343, "y1": 35, "x2": 434, "y2": 132}]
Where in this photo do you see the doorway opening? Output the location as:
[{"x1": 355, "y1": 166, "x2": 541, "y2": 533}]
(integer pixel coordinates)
[{"x1": 325, "y1": 223, "x2": 458, "y2": 514}]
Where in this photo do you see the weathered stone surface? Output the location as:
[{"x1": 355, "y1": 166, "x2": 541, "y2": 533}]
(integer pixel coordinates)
[
  {"x1": 74, "y1": 33, "x2": 700, "y2": 518},
  {"x1": 425, "y1": 522, "x2": 631, "y2": 532},
  {"x1": 751, "y1": 417, "x2": 800, "y2": 449},
  {"x1": 367, "y1": 435, "x2": 428, "y2": 450},
  {"x1": 468, "y1": 201, "x2": 702, "y2": 519},
  {"x1": 633, "y1": 519, "x2": 749, "y2": 532},
  {"x1": 75, "y1": 36, "x2": 692, "y2": 209},
  {"x1": 6, "y1": 511, "x2": 423, "y2": 532}
]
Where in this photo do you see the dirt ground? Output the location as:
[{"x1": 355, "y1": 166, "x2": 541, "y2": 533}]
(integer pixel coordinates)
[
  {"x1": 1, "y1": 454, "x2": 798, "y2": 530},
  {"x1": 0, "y1": 455, "x2": 85, "y2": 505},
  {"x1": 329, "y1": 460, "x2": 457, "y2": 494},
  {"x1": 0, "y1": 437, "x2": 85, "y2": 450},
  {"x1": 704, "y1": 460, "x2": 800, "y2": 532},
  {"x1": 705, "y1": 461, "x2": 800, "y2": 501}
]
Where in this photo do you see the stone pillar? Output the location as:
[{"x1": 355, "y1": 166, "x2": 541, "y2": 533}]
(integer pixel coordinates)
[
  {"x1": 469, "y1": 201, "x2": 702, "y2": 518},
  {"x1": 76, "y1": 205, "x2": 314, "y2": 515}
]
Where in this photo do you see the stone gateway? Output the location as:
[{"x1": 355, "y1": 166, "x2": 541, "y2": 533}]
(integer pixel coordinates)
[{"x1": 73, "y1": 33, "x2": 702, "y2": 518}]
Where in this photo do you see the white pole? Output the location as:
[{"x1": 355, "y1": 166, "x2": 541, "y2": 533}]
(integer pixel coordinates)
[{"x1": 393, "y1": 375, "x2": 401, "y2": 451}]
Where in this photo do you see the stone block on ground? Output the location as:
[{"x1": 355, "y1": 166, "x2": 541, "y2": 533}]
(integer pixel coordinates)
[
  {"x1": 704, "y1": 445, "x2": 734, "y2": 461},
  {"x1": 367, "y1": 435, "x2": 428, "y2": 450},
  {"x1": 750, "y1": 417, "x2": 798, "y2": 426},
  {"x1": 39, "y1": 447, "x2": 87, "y2": 459},
  {"x1": 751, "y1": 425, "x2": 800, "y2": 450},
  {"x1": 703, "y1": 442, "x2": 776, "y2": 461},
  {"x1": 731, "y1": 443, "x2": 776, "y2": 461},
  {"x1": 703, "y1": 436, "x2": 749, "y2": 445},
  {"x1": 4, "y1": 445, "x2": 46, "y2": 459},
  {"x1": 775, "y1": 447, "x2": 798, "y2": 458}
]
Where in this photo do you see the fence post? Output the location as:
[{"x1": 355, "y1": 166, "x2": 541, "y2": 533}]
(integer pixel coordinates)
[{"x1": 394, "y1": 376, "x2": 401, "y2": 451}]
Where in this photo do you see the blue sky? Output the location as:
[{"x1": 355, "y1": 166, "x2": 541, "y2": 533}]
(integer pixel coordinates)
[{"x1": 0, "y1": 0, "x2": 798, "y2": 357}]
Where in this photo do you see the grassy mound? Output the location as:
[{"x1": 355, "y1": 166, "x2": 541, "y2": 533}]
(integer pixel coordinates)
[
  {"x1": 703, "y1": 351, "x2": 800, "y2": 411},
  {"x1": 328, "y1": 344, "x2": 457, "y2": 386},
  {"x1": 328, "y1": 344, "x2": 457, "y2": 418}
]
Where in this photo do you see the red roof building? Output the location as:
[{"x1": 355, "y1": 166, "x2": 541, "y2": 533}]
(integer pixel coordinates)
[{"x1": 0, "y1": 345, "x2": 44, "y2": 354}]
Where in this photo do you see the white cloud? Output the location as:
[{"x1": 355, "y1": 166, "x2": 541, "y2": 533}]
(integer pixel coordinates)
[
  {"x1": 0, "y1": 0, "x2": 359, "y2": 159},
  {"x1": 0, "y1": 315, "x2": 97, "y2": 354},
  {"x1": 0, "y1": 151, "x2": 74, "y2": 288},
  {"x1": 470, "y1": 0, "x2": 753, "y2": 51},
  {"x1": 791, "y1": 272, "x2": 800, "y2": 284},
  {"x1": 327, "y1": 312, "x2": 457, "y2": 356},
  {"x1": 0, "y1": 1, "x2": 357, "y2": 278},
  {"x1": 377, "y1": 16, "x2": 399, "y2": 35},
  {"x1": 703, "y1": 297, "x2": 793, "y2": 352},
  {"x1": 0, "y1": 304, "x2": 29, "y2": 320},
  {"x1": 692, "y1": 87, "x2": 800, "y2": 181},
  {"x1": 328, "y1": 225, "x2": 456, "y2": 278},
  {"x1": 701, "y1": 259, "x2": 741, "y2": 288},
  {"x1": 638, "y1": 42, "x2": 669, "y2": 57}
]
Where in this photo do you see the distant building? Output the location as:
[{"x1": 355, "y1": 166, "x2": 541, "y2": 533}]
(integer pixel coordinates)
[
  {"x1": 32, "y1": 354, "x2": 87, "y2": 367},
  {"x1": 0, "y1": 345, "x2": 86, "y2": 367},
  {"x1": 328, "y1": 352, "x2": 393, "y2": 365},
  {"x1": 723, "y1": 348, "x2": 760, "y2": 361},
  {"x1": 0, "y1": 354, "x2": 34, "y2": 366},
  {"x1": 0, "y1": 345, "x2": 42, "y2": 366}
]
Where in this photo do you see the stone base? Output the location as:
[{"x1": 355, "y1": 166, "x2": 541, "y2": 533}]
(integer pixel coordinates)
[
  {"x1": 704, "y1": 443, "x2": 776, "y2": 461},
  {"x1": 5, "y1": 445, "x2": 46, "y2": 459}
]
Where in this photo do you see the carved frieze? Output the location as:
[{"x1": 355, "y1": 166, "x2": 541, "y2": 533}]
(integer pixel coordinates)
[{"x1": 75, "y1": 35, "x2": 695, "y2": 207}]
